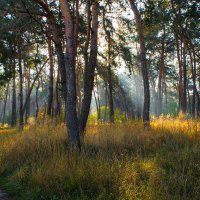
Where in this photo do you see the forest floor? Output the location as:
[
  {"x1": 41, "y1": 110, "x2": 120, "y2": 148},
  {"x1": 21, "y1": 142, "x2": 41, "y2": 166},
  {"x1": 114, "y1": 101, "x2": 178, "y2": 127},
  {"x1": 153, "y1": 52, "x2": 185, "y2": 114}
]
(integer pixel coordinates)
[{"x1": 0, "y1": 116, "x2": 199, "y2": 200}]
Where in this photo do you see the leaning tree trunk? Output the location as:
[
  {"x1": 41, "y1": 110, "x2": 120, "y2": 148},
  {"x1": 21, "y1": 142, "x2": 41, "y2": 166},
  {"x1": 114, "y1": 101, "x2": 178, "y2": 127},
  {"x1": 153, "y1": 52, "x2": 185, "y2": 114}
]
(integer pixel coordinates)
[
  {"x1": 59, "y1": 0, "x2": 81, "y2": 150},
  {"x1": 80, "y1": 1, "x2": 99, "y2": 134},
  {"x1": 129, "y1": 0, "x2": 150, "y2": 128}
]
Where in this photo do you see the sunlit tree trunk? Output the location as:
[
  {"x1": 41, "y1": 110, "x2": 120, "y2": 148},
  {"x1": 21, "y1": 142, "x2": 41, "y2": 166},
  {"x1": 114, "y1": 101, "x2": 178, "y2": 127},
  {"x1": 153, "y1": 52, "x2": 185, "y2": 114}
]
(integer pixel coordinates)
[{"x1": 129, "y1": 0, "x2": 150, "y2": 128}]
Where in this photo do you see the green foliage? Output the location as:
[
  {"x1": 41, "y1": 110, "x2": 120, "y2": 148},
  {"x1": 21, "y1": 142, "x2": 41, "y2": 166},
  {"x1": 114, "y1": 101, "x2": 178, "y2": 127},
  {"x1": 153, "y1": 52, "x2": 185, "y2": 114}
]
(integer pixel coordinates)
[
  {"x1": 162, "y1": 99, "x2": 179, "y2": 117},
  {"x1": 88, "y1": 106, "x2": 126, "y2": 123}
]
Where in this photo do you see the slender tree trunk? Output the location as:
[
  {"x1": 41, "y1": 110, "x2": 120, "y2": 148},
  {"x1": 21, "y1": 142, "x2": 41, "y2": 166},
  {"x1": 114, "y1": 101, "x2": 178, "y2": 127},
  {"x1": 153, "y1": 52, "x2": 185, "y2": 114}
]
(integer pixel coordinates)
[
  {"x1": 104, "y1": 82, "x2": 108, "y2": 122},
  {"x1": 191, "y1": 46, "x2": 200, "y2": 117},
  {"x1": 47, "y1": 38, "x2": 54, "y2": 116},
  {"x1": 74, "y1": 0, "x2": 79, "y2": 65},
  {"x1": 35, "y1": 82, "x2": 40, "y2": 118},
  {"x1": 18, "y1": 42, "x2": 23, "y2": 128},
  {"x1": 25, "y1": 62, "x2": 31, "y2": 123},
  {"x1": 80, "y1": 1, "x2": 99, "y2": 133},
  {"x1": 11, "y1": 55, "x2": 17, "y2": 127},
  {"x1": 175, "y1": 35, "x2": 183, "y2": 112},
  {"x1": 96, "y1": 76, "x2": 101, "y2": 122},
  {"x1": 188, "y1": 46, "x2": 196, "y2": 117},
  {"x1": 157, "y1": 26, "x2": 165, "y2": 116},
  {"x1": 182, "y1": 43, "x2": 187, "y2": 113},
  {"x1": 59, "y1": 0, "x2": 81, "y2": 150},
  {"x1": 22, "y1": 59, "x2": 49, "y2": 117},
  {"x1": 108, "y1": 62, "x2": 114, "y2": 123},
  {"x1": 129, "y1": 0, "x2": 150, "y2": 127},
  {"x1": 2, "y1": 82, "x2": 9, "y2": 125},
  {"x1": 93, "y1": 90, "x2": 99, "y2": 122},
  {"x1": 103, "y1": 8, "x2": 114, "y2": 123},
  {"x1": 56, "y1": 65, "x2": 61, "y2": 117}
]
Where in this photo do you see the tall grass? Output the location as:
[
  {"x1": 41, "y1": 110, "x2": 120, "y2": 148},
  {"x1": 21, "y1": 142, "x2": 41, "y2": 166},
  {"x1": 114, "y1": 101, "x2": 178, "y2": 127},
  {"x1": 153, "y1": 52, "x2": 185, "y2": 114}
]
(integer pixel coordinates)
[{"x1": 0, "y1": 117, "x2": 200, "y2": 200}]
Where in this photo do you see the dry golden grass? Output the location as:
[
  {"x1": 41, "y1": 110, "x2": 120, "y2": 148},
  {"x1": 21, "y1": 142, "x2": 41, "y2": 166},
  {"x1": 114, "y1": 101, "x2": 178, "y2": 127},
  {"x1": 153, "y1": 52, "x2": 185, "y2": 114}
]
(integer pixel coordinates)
[{"x1": 0, "y1": 117, "x2": 200, "y2": 200}]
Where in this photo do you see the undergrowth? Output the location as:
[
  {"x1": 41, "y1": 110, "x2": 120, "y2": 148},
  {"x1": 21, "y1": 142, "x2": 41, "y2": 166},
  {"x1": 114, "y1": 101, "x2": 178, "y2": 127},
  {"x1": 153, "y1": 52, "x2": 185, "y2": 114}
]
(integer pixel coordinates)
[{"x1": 0, "y1": 117, "x2": 200, "y2": 200}]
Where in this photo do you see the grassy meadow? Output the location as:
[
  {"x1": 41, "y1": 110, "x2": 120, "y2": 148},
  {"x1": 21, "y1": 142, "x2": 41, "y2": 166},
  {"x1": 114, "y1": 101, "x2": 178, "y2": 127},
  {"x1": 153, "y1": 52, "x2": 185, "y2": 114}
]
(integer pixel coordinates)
[{"x1": 0, "y1": 117, "x2": 200, "y2": 200}]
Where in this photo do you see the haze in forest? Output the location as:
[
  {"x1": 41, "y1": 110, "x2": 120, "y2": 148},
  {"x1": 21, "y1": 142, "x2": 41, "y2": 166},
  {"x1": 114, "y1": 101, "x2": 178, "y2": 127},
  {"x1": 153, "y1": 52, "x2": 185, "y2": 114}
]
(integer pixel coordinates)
[{"x1": 0, "y1": 0, "x2": 199, "y2": 200}]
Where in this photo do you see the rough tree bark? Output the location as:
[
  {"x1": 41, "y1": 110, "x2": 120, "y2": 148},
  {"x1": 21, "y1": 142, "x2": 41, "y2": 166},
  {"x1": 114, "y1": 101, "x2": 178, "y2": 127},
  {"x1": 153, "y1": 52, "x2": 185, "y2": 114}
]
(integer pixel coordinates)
[
  {"x1": 59, "y1": 0, "x2": 81, "y2": 150},
  {"x1": 129, "y1": 0, "x2": 150, "y2": 127}
]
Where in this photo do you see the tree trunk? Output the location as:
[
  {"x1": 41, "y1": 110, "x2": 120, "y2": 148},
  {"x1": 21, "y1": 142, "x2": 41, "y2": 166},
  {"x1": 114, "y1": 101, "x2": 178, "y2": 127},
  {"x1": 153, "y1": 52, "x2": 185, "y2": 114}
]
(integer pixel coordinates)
[
  {"x1": 108, "y1": 62, "x2": 114, "y2": 123},
  {"x1": 25, "y1": 61, "x2": 31, "y2": 123},
  {"x1": 22, "y1": 59, "x2": 49, "y2": 117},
  {"x1": 188, "y1": 46, "x2": 196, "y2": 117},
  {"x1": 96, "y1": 75, "x2": 101, "y2": 122},
  {"x1": 59, "y1": 0, "x2": 81, "y2": 150},
  {"x1": 18, "y1": 42, "x2": 23, "y2": 128},
  {"x1": 35, "y1": 82, "x2": 40, "y2": 118},
  {"x1": 47, "y1": 38, "x2": 54, "y2": 117},
  {"x1": 11, "y1": 55, "x2": 17, "y2": 127},
  {"x1": 157, "y1": 26, "x2": 165, "y2": 116},
  {"x1": 181, "y1": 43, "x2": 187, "y2": 113},
  {"x1": 33, "y1": 0, "x2": 67, "y2": 101},
  {"x1": 2, "y1": 82, "x2": 9, "y2": 125},
  {"x1": 80, "y1": 1, "x2": 99, "y2": 133},
  {"x1": 104, "y1": 82, "x2": 108, "y2": 122},
  {"x1": 56, "y1": 65, "x2": 61, "y2": 117},
  {"x1": 129, "y1": 0, "x2": 150, "y2": 127}
]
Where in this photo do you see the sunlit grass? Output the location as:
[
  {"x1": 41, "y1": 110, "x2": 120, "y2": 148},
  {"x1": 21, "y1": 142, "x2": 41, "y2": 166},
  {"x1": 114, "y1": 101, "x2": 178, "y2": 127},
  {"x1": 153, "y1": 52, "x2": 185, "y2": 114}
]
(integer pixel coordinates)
[{"x1": 0, "y1": 117, "x2": 199, "y2": 199}]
